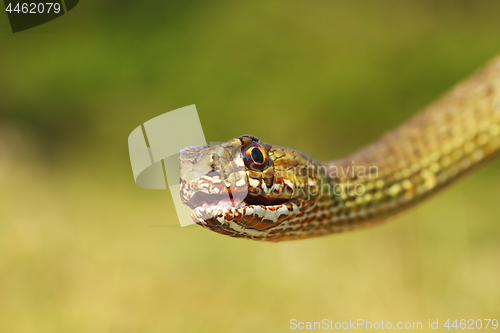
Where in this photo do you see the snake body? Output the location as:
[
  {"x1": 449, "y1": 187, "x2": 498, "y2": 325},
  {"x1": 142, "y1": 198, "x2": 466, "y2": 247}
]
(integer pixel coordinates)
[{"x1": 180, "y1": 56, "x2": 500, "y2": 241}]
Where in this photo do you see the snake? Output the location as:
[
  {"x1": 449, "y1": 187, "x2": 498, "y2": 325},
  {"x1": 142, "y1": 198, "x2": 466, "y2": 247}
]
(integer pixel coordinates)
[{"x1": 179, "y1": 56, "x2": 500, "y2": 242}]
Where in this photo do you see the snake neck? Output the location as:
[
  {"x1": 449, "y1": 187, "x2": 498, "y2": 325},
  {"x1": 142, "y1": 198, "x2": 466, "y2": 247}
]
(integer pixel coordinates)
[{"x1": 294, "y1": 56, "x2": 500, "y2": 240}]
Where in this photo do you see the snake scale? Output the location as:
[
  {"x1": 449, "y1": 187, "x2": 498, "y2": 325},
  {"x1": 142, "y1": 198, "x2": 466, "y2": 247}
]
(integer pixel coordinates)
[{"x1": 180, "y1": 56, "x2": 500, "y2": 241}]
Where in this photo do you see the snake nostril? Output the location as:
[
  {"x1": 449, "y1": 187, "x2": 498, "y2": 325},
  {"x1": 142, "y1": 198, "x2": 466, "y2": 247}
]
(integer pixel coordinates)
[{"x1": 206, "y1": 170, "x2": 219, "y2": 177}]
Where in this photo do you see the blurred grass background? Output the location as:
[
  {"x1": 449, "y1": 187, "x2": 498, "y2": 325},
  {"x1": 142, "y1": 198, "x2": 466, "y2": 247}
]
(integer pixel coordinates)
[{"x1": 1, "y1": 0, "x2": 500, "y2": 332}]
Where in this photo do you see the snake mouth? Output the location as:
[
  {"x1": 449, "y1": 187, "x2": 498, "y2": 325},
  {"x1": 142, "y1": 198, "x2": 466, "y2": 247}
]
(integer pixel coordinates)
[
  {"x1": 183, "y1": 191, "x2": 246, "y2": 210},
  {"x1": 244, "y1": 192, "x2": 288, "y2": 206},
  {"x1": 184, "y1": 188, "x2": 289, "y2": 211}
]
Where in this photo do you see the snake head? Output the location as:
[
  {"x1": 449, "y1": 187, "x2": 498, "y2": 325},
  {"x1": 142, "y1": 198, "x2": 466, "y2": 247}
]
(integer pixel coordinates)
[{"x1": 180, "y1": 135, "x2": 324, "y2": 241}]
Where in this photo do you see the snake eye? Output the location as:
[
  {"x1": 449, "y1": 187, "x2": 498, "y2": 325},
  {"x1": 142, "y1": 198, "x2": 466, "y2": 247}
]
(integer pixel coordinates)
[
  {"x1": 250, "y1": 147, "x2": 265, "y2": 165},
  {"x1": 242, "y1": 142, "x2": 268, "y2": 170}
]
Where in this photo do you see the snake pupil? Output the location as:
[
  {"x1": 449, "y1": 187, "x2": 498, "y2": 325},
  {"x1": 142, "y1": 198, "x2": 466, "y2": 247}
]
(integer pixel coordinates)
[{"x1": 251, "y1": 147, "x2": 264, "y2": 164}]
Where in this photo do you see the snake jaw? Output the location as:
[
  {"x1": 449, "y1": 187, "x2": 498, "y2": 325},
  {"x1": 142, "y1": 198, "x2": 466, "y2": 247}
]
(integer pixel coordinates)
[{"x1": 190, "y1": 198, "x2": 303, "y2": 239}]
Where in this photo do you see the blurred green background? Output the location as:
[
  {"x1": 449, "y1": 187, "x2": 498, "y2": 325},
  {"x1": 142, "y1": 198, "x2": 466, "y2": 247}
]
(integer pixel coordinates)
[{"x1": 1, "y1": 1, "x2": 500, "y2": 332}]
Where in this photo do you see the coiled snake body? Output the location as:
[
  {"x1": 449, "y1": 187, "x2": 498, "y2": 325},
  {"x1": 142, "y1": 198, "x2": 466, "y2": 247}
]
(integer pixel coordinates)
[{"x1": 180, "y1": 56, "x2": 500, "y2": 241}]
